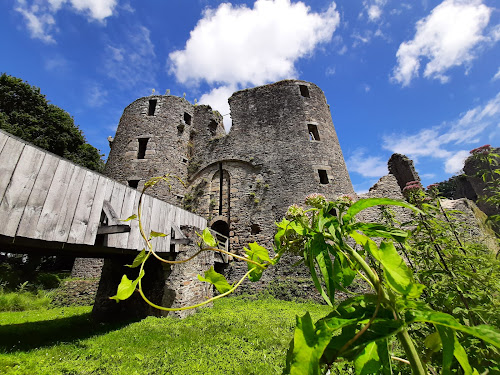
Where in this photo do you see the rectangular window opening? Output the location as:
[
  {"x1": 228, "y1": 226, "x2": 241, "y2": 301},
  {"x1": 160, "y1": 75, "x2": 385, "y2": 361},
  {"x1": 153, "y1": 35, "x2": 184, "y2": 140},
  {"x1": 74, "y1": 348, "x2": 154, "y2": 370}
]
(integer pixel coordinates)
[
  {"x1": 184, "y1": 112, "x2": 192, "y2": 125},
  {"x1": 208, "y1": 120, "x2": 218, "y2": 136},
  {"x1": 148, "y1": 100, "x2": 157, "y2": 116},
  {"x1": 128, "y1": 180, "x2": 139, "y2": 189},
  {"x1": 137, "y1": 138, "x2": 149, "y2": 159},
  {"x1": 299, "y1": 85, "x2": 310, "y2": 98},
  {"x1": 308, "y1": 124, "x2": 320, "y2": 141},
  {"x1": 318, "y1": 169, "x2": 329, "y2": 184}
]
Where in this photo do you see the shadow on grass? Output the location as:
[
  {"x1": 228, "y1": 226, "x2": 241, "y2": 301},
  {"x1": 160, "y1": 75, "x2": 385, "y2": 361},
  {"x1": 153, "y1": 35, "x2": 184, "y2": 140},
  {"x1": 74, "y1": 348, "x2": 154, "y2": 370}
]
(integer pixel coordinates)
[{"x1": 0, "y1": 312, "x2": 138, "y2": 353}]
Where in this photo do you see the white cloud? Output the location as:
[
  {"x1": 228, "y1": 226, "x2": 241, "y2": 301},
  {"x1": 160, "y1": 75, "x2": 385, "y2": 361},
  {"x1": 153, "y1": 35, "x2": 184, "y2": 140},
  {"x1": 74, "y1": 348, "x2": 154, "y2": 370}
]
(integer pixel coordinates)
[
  {"x1": 168, "y1": 0, "x2": 340, "y2": 87},
  {"x1": 199, "y1": 85, "x2": 236, "y2": 132},
  {"x1": 325, "y1": 66, "x2": 336, "y2": 76},
  {"x1": 15, "y1": 0, "x2": 118, "y2": 43},
  {"x1": 361, "y1": 0, "x2": 387, "y2": 22},
  {"x1": 383, "y1": 91, "x2": 500, "y2": 171},
  {"x1": 85, "y1": 82, "x2": 108, "y2": 108},
  {"x1": 444, "y1": 150, "x2": 469, "y2": 173},
  {"x1": 346, "y1": 149, "x2": 388, "y2": 178},
  {"x1": 392, "y1": 0, "x2": 493, "y2": 86},
  {"x1": 103, "y1": 25, "x2": 157, "y2": 89},
  {"x1": 15, "y1": 3, "x2": 57, "y2": 43},
  {"x1": 493, "y1": 67, "x2": 500, "y2": 81}
]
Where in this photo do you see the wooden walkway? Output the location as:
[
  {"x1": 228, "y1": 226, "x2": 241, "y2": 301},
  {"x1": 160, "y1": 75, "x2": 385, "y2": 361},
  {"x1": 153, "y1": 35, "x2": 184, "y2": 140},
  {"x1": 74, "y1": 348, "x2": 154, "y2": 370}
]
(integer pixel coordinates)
[{"x1": 0, "y1": 130, "x2": 206, "y2": 256}]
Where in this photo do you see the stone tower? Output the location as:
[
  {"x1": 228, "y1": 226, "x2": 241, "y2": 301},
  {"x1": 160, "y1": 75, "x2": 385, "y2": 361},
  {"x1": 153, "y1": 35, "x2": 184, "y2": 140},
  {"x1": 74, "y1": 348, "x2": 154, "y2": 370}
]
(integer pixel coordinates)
[{"x1": 105, "y1": 80, "x2": 354, "y2": 275}]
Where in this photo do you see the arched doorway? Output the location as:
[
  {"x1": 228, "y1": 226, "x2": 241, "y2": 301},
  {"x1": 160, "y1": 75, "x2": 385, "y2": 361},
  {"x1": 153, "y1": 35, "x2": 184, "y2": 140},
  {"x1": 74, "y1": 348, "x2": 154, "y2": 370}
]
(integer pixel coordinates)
[
  {"x1": 210, "y1": 219, "x2": 229, "y2": 241},
  {"x1": 210, "y1": 218, "x2": 230, "y2": 274}
]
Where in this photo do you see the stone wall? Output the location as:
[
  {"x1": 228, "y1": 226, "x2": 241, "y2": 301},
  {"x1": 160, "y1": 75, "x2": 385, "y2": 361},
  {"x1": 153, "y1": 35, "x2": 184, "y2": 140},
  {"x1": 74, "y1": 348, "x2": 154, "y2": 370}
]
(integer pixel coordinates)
[
  {"x1": 70, "y1": 258, "x2": 104, "y2": 279},
  {"x1": 91, "y1": 225, "x2": 213, "y2": 322},
  {"x1": 388, "y1": 153, "x2": 420, "y2": 191}
]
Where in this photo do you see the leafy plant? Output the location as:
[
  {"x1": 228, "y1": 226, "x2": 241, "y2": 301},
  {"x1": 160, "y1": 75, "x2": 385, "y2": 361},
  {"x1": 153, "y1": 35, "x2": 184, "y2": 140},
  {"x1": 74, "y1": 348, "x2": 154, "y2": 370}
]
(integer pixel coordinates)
[
  {"x1": 276, "y1": 193, "x2": 500, "y2": 374},
  {"x1": 111, "y1": 177, "x2": 500, "y2": 374}
]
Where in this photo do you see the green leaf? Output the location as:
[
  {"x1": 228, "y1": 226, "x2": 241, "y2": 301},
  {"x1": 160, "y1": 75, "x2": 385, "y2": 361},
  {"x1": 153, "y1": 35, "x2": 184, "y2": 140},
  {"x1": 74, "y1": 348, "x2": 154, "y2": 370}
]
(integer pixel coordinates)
[
  {"x1": 200, "y1": 228, "x2": 217, "y2": 247},
  {"x1": 244, "y1": 242, "x2": 270, "y2": 282},
  {"x1": 197, "y1": 267, "x2": 232, "y2": 293},
  {"x1": 109, "y1": 269, "x2": 145, "y2": 302},
  {"x1": 351, "y1": 232, "x2": 423, "y2": 298},
  {"x1": 349, "y1": 223, "x2": 408, "y2": 243},
  {"x1": 122, "y1": 214, "x2": 137, "y2": 222},
  {"x1": 354, "y1": 340, "x2": 392, "y2": 375},
  {"x1": 149, "y1": 230, "x2": 167, "y2": 238},
  {"x1": 408, "y1": 310, "x2": 500, "y2": 349},
  {"x1": 284, "y1": 313, "x2": 335, "y2": 375},
  {"x1": 126, "y1": 249, "x2": 148, "y2": 268},
  {"x1": 436, "y1": 325, "x2": 475, "y2": 375},
  {"x1": 436, "y1": 325, "x2": 454, "y2": 375},
  {"x1": 344, "y1": 198, "x2": 421, "y2": 222},
  {"x1": 332, "y1": 252, "x2": 356, "y2": 291},
  {"x1": 311, "y1": 234, "x2": 336, "y2": 303},
  {"x1": 424, "y1": 332, "x2": 442, "y2": 353}
]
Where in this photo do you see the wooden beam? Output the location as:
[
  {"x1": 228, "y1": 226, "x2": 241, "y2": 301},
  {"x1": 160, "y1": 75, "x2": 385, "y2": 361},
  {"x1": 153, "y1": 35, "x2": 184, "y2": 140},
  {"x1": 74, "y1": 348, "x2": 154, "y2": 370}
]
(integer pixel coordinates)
[{"x1": 97, "y1": 225, "x2": 131, "y2": 235}]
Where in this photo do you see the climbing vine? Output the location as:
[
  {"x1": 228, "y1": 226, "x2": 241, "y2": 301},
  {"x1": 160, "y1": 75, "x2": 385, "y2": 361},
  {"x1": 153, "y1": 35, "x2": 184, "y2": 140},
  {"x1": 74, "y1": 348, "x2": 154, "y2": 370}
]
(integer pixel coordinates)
[{"x1": 111, "y1": 176, "x2": 500, "y2": 374}]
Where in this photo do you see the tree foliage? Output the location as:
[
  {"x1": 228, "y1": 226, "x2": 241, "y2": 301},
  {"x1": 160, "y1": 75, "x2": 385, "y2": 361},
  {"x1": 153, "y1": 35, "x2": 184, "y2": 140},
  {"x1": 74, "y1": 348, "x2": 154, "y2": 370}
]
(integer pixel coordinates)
[{"x1": 0, "y1": 73, "x2": 104, "y2": 172}]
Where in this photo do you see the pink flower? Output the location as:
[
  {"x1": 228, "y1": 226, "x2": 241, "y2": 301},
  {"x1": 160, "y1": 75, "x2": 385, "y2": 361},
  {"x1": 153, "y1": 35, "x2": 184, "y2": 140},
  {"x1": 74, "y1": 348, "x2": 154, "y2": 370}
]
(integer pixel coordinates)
[{"x1": 470, "y1": 144, "x2": 491, "y2": 155}]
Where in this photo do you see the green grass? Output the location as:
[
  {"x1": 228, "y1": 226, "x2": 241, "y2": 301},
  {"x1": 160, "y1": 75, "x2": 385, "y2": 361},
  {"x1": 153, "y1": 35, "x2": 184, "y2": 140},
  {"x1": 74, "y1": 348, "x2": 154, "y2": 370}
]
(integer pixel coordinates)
[
  {"x1": 0, "y1": 296, "x2": 331, "y2": 374},
  {"x1": 0, "y1": 291, "x2": 52, "y2": 312}
]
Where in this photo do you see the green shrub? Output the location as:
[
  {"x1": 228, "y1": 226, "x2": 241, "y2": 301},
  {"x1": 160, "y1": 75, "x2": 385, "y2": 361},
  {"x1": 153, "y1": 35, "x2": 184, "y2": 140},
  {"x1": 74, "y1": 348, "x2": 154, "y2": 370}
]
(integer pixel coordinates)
[
  {"x1": 0, "y1": 290, "x2": 52, "y2": 312},
  {"x1": 35, "y1": 273, "x2": 61, "y2": 290}
]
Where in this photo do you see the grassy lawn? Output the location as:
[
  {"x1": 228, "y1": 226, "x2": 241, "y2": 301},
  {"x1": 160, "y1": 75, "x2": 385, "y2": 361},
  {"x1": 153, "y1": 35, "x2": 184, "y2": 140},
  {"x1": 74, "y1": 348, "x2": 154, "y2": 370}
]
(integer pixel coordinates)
[{"x1": 0, "y1": 296, "x2": 331, "y2": 374}]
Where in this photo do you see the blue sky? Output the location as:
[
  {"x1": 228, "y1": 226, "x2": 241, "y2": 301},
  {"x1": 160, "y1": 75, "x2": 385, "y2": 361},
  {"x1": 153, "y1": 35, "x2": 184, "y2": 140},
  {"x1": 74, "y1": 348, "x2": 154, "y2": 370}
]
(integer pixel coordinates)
[{"x1": 1, "y1": 0, "x2": 499, "y2": 193}]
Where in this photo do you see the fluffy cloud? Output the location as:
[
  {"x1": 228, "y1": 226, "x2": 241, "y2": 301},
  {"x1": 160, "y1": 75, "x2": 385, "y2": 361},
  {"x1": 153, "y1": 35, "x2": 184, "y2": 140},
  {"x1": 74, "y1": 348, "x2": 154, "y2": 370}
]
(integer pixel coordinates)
[
  {"x1": 168, "y1": 0, "x2": 339, "y2": 87},
  {"x1": 199, "y1": 85, "x2": 237, "y2": 131},
  {"x1": 361, "y1": 0, "x2": 387, "y2": 22},
  {"x1": 382, "y1": 92, "x2": 500, "y2": 173},
  {"x1": 346, "y1": 149, "x2": 388, "y2": 178},
  {"x1": 15, "y1": 0, "x2": 118, "y2": 43},
  {"x1": 392, "y1": 0, "x2": 493, "y2": 86},
  {"x1": 103, "y1": 25, "x2": 157, "y2": 89}
]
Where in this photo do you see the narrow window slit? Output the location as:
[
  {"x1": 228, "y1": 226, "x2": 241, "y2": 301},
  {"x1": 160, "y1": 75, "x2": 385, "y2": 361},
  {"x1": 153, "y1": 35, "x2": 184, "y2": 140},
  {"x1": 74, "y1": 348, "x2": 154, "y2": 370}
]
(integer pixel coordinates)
[
  {"x1": 184, "y1": 112, "x2": 192, "y2": 125},
  {"x1": 128, "y1": 180, "x2": 139, "y2": 189},
  {"x1": 148, "y1": 100, "x2": 157, "y2": 116},
  {"x1": 308, "y1": 124, "x2": 320, "y2": 141},
  {"x1": 318, "y1": 170, "x2": 329, "y2": 184},
  {"x1": 137, "y1": 138, "x2": 148, "y2": 159},
  {"x1": 299, "y1": 85, "x2": 310, "y2": 98}
]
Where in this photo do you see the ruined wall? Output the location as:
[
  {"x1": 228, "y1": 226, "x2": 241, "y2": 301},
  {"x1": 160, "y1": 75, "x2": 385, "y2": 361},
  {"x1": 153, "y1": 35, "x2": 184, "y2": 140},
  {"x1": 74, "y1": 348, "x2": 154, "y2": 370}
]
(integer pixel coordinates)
[
  {"x1": 388, "y1": 153, "x2": 420, "y2": 191},
  {"x1": 463, "y1": 148, "x2": 500, "y2": 217}
]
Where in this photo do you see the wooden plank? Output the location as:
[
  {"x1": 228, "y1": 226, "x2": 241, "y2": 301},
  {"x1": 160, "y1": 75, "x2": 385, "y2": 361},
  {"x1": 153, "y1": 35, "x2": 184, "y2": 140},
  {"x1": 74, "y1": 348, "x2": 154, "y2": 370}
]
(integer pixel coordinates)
[
  {"x1": 0, "y1": 137, "x2": 25, "y2": 203},
  {"x1": 35, "y1": 159, "x2": 76, "y2": 241},
  {"x1": 0, "y1": 145, "x2": 46, "y2": 237},
  {"x1": 149, "y1": 198, "x2": 163, "y2": 252},
  {"x1": 126, "y1": 191, "x2": 142, "y2": 250},
  {"x1": 106, "y1": 181, "x2": 127, "y2": 248},
  {"x1": 115, "y1": 187, "x2": 137, "y2": 249},
  {"x1": 17, "y1": 155, "x2": 60, "y2": 238},
  {"x1": 164, "y1": 203, "x2": 174, "y2": 252},
  {"x1": 156, "y1": 201, "x2": 168, "y2": 252},
  {"x1": 141, "y1": 194, "x2": 153, "y2": 244},
  {"x1": 0, "y1": 131, "x2": 9, "y2": 153},
  {"x1": 53, "y1": 166, "x2": 87, "y2": 243},
  {"x1": 83, "y1": 176, "x2": 114, "y2": 245},
  {"x1": 67, "y1": 170, "x2": 100, "y2": 244}
]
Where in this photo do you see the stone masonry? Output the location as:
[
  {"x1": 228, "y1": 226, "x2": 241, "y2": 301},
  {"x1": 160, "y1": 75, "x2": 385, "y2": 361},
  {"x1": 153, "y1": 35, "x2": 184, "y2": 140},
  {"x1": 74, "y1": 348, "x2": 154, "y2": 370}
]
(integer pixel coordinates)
[{"x1": 103, "y1": 80, "x2": 355, "y2": 285}]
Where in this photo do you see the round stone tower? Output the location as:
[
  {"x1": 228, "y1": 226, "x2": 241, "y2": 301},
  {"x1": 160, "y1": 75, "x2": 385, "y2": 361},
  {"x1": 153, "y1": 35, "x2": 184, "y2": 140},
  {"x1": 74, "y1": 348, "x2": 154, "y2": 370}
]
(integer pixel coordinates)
[
  {"x1": 105, "y1": 95, "x2": 196, "y2": 204},
  {"x1": 226, "y1": 79, "x2": 354, "y2": 214}
]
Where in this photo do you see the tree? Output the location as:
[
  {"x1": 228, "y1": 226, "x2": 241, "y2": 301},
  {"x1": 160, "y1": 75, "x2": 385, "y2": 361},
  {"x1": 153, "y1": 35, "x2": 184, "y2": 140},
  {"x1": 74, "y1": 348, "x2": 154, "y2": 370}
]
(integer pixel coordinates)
[{"x1": 0, "y1": 73, "x2": 104, "y2": 172}]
